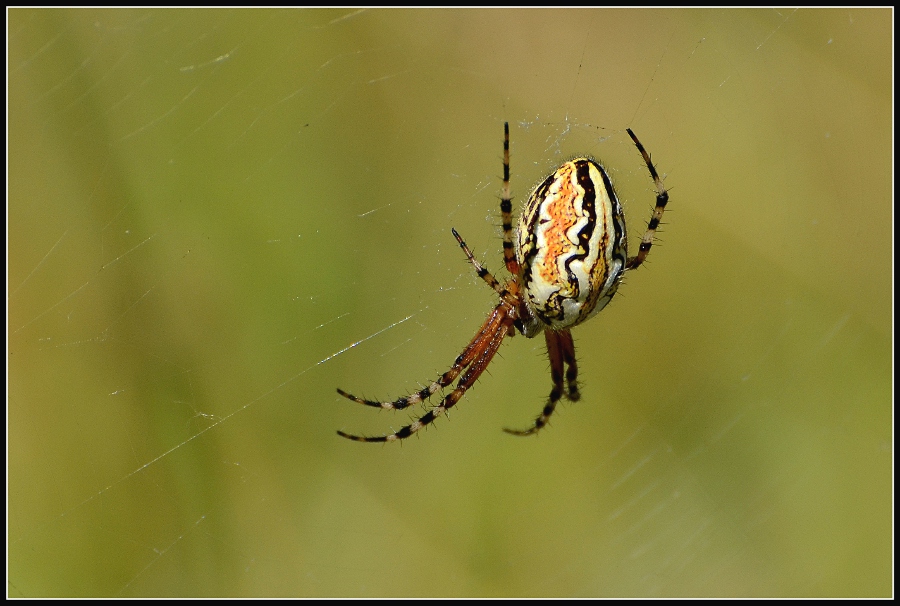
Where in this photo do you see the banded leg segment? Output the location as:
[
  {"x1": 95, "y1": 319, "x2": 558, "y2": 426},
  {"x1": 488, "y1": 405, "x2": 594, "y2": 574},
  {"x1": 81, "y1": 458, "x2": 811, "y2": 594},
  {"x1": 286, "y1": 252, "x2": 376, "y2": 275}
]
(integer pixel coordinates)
[
  {"x1": 500, "y1": 122, "x2": 520, "y2": 276},
  {"x1": 338, "y1": 306, "x2": 513, "y2": 442},
  {"x1": 503, "y1": 329, "x2": 571, "y2": 436},
  {"x1": 337, "y1": 301, "x2": 508, "y2": 411},
  {"x1": 452, "y1": 228, "x2": 517, "y2": 307},
  {"x1": 558, "y1": 329, "x2": 580, "y2": 402},
  {"x1": 625, "y1": 128, "x2": 669, "y2": 271}
]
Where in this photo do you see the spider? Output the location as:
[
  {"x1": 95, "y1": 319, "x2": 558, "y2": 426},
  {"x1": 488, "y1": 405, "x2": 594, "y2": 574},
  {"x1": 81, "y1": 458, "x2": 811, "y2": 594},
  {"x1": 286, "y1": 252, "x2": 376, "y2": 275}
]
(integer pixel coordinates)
[{"x1": 336, "y1": 122, "x2": 668, "y2": 442}]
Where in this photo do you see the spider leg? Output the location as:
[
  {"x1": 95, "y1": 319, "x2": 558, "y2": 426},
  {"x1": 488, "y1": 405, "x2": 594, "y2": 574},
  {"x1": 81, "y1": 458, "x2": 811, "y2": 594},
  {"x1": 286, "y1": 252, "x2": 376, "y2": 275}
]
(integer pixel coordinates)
[
  {"x1": 499, "y1": 121, "x2": 521, "y2": 276},
  {"x1": 338, "y1": 306, "x2": 513, "y2": 442},
  {"x1": 624, "y1": 129, "x2": 669, "y2": 271},
  {"x1": 503, "y1": 329, "x2": 568, "y2": 436},
  {"x1": 558, "y1": 329, "x2": 580, "y2": 402},
  {"x1": 337, "y1": 301, "x2": 507, "y2": 410},
  {"x1": 451, "y1": 228, "x2": 518, "y2": 307}
]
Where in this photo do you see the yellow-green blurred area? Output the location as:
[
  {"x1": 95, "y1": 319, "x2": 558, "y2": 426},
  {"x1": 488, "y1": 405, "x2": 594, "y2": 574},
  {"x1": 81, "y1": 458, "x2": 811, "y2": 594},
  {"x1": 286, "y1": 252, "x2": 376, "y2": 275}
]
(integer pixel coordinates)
[{"x1": 8, "y1": 8, "x2": 892, "y2": 597}]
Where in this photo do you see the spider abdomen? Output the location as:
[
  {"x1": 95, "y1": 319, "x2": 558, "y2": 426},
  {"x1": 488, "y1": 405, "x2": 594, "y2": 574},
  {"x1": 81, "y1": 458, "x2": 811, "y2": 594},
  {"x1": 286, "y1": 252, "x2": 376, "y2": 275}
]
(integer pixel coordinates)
[{"x1": 516, "y1": 159, "x2": 627, "y2": 336}]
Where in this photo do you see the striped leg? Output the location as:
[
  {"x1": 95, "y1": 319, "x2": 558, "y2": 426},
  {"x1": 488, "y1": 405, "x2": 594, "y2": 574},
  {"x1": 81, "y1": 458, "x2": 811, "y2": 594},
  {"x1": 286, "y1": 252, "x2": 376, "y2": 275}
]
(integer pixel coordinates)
[
  {"x1": 338, "y1": 305, "x2": 513, "y2": 442},
  {"x1": 500, "y1": 122, "x2": 520, "y2": 276},
  {"x1": 337, "y1": 301, "x2": 507, "y2": 411},
  {"x1": 503, "y1": 329, "x2": 569, "y2": 436},
  {"x1": 625, "y1": 129, "x2": 669, "y2": 271},
  {"x1": 452, "y1": 228, "x2": 517, "y2": 307},
  {"x1": 558, "y1": 329, "x2": 580, "y2": 402}
]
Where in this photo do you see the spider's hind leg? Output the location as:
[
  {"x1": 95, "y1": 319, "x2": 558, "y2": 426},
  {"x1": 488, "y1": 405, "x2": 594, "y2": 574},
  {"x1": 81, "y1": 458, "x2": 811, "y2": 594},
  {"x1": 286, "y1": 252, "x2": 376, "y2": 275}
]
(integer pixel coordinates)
[
  {"x1": 624, "y1": 129, "x2": 669, "y2": 271},
  {"x1": 499, "y1": 122, "x2": 520, "y2": 277},
  {"x1": 451, "y1": 228, "x2": 517, "y2": 307}
]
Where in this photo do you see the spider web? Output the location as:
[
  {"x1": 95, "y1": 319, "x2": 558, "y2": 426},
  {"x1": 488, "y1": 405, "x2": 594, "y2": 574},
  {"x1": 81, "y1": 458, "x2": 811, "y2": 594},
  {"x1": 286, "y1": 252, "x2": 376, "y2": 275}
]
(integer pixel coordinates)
[{"x1": 8, "y1": 8, "x2": 892, "y2": 597}]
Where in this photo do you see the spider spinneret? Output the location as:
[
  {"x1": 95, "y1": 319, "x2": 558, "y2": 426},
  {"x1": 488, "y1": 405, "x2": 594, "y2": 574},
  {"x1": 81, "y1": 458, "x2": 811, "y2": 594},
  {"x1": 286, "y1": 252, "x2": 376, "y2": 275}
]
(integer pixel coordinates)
[{"x1": 336, "y1": 122, "x2": 668, "y2": 442}]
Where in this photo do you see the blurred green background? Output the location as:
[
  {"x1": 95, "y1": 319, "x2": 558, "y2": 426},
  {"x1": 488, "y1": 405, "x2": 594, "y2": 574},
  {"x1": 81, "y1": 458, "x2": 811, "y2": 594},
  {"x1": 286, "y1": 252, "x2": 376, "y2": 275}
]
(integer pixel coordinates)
[{"x1": 8, "y1": 8, "x2": 892, "y2": 597}]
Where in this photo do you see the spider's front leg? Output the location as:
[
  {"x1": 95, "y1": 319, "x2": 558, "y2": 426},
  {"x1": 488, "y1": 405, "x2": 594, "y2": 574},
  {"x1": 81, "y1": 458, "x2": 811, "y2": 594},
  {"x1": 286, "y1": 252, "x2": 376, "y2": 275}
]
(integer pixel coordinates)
[
  {"x1": 503, "y1": 329, "x2": 579, "y2": 436},
  {"x1": 336, "y1": 297, "x2": 508, "y2": 413},
  {"x1": 336, "y1": 228, "x2": 514, "y2": 415},
  {"x1": 337, "y1": 305, "x2": 514, "y2": 442}
]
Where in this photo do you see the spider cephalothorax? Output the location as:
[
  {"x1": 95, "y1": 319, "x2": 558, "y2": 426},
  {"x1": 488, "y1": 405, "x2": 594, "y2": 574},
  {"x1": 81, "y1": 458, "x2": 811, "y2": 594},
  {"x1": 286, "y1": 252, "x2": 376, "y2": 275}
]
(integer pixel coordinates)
[{"x1": 336, "y1": 123, "x2": 668, "y2": 442}]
